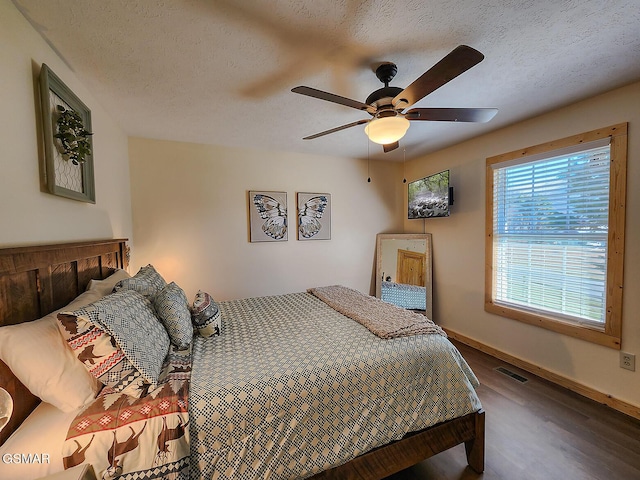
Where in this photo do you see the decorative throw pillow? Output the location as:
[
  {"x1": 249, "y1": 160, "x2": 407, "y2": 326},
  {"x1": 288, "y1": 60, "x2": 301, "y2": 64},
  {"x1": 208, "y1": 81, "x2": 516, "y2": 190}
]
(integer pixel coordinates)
[
  {"x1": 113, "y1": 264, "x2": 166, "y2": 299},
  {"x1": 153, "y1": 282, "x2": 193, "y2": 349},
  {"x1": 58, "y1": 290, "x2": 170, "y2": 398},
  {"x1": 191, "y1": 290, "x2": 221, "y2": 338}
]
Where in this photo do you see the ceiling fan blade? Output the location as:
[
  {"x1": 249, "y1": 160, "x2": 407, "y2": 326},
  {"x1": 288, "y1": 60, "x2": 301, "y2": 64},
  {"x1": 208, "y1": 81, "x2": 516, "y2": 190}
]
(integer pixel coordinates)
[
  {"x1": 292, "y1": 86, "x2": 372, "y2": 112},
  {"x1": 383, "y1": 141, "x2": 399, "y2": 153},
  {"x1": 393, "y1": 45, "x2": 485, "y2": 109},
  {"x1": 405, "y1": 108, "x2": 498, "y2": 123},
  {"x1": 239, "y1": 58, "x2": 320, "y2": 98},
  {"x1": 302, "y1": 119, "x2": 369, "y2": 140}
]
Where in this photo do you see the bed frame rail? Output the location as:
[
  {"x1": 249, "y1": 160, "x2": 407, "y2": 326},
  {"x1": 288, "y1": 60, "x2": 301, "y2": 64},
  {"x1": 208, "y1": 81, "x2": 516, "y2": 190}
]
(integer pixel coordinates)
[{"x1": 310, "y1": 410, "x2": 485, "y2": 479}]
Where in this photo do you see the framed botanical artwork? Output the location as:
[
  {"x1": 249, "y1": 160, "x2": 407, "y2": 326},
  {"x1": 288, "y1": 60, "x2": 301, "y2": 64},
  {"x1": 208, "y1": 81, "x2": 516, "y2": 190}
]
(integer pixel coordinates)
[
  {"x1": 249, "y1": 191, "x2": 288, "y2": 242},
  {"x1": 39, "y1": 64, "x2": 95, "y2": 203},
  {"x1": 297, "y1": 192, "x2": 331, "y2": 240}
]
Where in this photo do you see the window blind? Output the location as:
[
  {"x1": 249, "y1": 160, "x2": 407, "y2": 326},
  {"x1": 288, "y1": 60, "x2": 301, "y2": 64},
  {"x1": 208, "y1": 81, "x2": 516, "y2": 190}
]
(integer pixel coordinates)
[{"x1": 492, "y1": 141, "x2": 611, "y2": 327}]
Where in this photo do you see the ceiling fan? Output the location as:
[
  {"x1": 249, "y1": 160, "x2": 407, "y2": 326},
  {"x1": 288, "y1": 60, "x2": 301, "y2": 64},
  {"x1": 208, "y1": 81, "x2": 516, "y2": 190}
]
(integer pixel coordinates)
[{"x1": 292, "y1": 45, "x2": 498, "y2": 153}]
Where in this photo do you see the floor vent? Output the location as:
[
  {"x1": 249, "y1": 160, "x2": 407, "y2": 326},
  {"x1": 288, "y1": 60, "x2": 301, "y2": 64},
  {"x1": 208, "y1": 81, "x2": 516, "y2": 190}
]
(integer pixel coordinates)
[{"x1": 494, "y1": 366, "x2": 529, "y2": 383}]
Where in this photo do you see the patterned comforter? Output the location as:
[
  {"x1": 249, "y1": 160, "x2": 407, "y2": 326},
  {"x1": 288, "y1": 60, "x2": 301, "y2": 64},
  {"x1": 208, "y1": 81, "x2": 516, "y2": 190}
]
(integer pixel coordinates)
[
  {"x1": 63, "y1": 347, "x2": 191, "y2": 480},
  {"x1": 381, "y1": 281, "x2": 427, "y2": 311},
  {"x1": 189, "y1": 292, "x2": 482, "y2": 479}
]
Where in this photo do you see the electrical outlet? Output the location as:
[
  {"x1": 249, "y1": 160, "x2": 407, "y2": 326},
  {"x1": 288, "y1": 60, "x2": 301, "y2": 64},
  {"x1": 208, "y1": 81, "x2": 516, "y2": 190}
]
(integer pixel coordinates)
[{"x1": 620, "y1": 352, "x2": 636, "y2": 371}]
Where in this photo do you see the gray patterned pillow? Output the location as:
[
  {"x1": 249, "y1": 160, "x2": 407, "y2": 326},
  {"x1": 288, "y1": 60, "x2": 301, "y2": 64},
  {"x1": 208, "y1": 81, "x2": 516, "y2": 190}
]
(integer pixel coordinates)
[
  {"x1": 191, "y1": 290, "x2": 221, "y2": 338},
  {"x1": 114, "y1": 264, "x2": 166, "y2": 299},
  {"x1": 61, "y1": 290, "x2": 170, "y2": 394},
  {"x1": 153, "y1": 282, "x2": 193, "y2": 349}
]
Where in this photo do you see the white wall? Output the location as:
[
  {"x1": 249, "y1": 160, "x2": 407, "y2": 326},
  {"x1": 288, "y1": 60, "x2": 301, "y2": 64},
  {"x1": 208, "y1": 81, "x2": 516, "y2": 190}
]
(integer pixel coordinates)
[
  {"x1": 128, "y1": 138, "x2": 403, "y2": 301},
  {"x1": 404, "y1": 81, "x2": 640, "y2": 409},
  {"x1": 0, "y1": 0, "x2": 132, "y2": 247}
]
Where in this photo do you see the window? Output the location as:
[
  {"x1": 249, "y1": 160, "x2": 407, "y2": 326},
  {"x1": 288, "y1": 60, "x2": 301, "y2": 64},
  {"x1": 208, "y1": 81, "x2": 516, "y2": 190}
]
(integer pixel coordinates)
[{"x1": 485, "y1": 124, "x2": 627, "y2": 349}]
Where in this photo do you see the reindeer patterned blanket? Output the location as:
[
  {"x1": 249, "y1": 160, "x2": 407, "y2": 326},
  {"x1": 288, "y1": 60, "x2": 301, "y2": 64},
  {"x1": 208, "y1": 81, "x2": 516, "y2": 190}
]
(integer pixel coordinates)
[{"x1": 62, "y1": 346, "x2": 191, "y2": 480}]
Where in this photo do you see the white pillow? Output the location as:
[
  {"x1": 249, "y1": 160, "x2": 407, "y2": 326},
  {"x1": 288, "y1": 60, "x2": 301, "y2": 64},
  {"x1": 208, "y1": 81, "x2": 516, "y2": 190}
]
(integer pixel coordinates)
[
  {"x1": 0, "y1": 401, "x2": 79, "y2": 479},
  {"x1": 86, "y1": 268, "x2": 130, "y2": 296},
  {"x1": 0, "y1": 290, "x2": 103, "y2": 412}
]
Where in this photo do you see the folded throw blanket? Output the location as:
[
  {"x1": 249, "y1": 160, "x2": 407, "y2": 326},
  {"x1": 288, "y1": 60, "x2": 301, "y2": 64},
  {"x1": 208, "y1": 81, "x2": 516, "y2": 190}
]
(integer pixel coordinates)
[{"x1": 308, "y1": 285, "x2": 446, "y2": 339}]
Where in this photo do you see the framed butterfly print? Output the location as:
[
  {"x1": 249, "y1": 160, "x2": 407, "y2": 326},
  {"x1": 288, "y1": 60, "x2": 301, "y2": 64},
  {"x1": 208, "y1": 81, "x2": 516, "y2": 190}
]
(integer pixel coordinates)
[
  {"x1": 297, "y1": 192, "x2": 331, "y2": 241},
  {"x1": 249, "y1": 191, "x2": 288, "y2": 242}
]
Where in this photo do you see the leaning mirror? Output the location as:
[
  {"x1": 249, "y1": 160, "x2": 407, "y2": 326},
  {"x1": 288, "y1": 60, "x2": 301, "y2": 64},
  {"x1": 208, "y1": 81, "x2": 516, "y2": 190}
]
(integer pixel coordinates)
[{"x1": 375, "y1": 233, "x2": 433, "y2": 320}]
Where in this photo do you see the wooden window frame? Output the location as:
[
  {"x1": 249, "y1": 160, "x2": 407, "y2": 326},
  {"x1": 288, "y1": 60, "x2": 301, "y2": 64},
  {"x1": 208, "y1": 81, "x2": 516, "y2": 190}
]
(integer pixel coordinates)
[{"x1": 485, "y1": 124, "x2": 627, "y2": 349}]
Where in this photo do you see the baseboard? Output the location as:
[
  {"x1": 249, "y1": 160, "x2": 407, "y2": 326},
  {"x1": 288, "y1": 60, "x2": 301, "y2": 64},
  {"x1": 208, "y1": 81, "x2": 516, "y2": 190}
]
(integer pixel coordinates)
[{"x1": 445, "y1": 328, "x2": 640, "y2": 421}]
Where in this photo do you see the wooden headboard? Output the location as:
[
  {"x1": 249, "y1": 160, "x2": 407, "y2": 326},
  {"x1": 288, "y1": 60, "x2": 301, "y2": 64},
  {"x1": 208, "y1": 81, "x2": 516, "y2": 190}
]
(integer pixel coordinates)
[{"x1": 0, "y1": 239, "x2": 129, "y2": 445}]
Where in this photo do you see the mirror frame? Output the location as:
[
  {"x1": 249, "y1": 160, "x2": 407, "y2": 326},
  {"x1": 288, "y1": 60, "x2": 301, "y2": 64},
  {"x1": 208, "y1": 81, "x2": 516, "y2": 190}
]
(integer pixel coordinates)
[{"x1": 375, "y1": 233, "x2": 433, "y2": 320}]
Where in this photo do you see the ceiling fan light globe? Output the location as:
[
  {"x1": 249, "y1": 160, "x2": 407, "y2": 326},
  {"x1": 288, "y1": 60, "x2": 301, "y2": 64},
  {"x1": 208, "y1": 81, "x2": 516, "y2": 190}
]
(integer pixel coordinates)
[{"x1": 364, "y1": 116, "x2": 410, "y2": 145}]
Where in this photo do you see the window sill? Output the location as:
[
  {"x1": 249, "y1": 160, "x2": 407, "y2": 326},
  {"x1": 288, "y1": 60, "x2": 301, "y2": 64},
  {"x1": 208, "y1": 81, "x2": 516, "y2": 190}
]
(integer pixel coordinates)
[{"x1": 484, "y1": 300, "x2": 621, "y2": 349}]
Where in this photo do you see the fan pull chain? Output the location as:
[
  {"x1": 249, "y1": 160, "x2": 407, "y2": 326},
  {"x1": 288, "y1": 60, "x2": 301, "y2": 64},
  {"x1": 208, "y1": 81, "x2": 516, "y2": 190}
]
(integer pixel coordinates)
[
  {"x1": 367, "y1": 138, "x2": 371, "y2": 183},
  {"x1": 403, "y1": 147, "x2": 407, "y2": 183}
]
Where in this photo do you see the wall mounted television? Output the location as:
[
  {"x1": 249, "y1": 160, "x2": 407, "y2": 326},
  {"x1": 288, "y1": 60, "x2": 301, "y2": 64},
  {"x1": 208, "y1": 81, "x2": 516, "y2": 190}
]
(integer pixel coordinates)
[{"x1": 408, "y1": 169, "x2": 453, "y2": 219}]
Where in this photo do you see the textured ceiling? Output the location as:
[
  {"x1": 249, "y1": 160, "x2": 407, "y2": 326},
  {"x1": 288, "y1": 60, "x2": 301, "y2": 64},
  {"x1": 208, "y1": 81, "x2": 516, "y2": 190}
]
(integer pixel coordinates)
[{"x1": 13, "y1": 0, "x2": 640, "y2": 161}]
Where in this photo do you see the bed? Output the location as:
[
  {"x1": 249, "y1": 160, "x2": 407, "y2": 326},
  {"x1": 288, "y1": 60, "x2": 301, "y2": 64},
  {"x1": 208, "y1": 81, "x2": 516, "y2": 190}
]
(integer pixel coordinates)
[
  {"x1": 0, "y1": 239, "x2": 484, "y2": 479},
  {"x1": 380, "y1": 281, "x2": 427, "y2": 311}
]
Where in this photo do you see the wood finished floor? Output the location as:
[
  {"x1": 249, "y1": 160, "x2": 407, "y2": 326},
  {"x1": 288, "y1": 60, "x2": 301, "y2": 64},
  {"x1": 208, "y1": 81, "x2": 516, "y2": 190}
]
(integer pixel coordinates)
[{"x1": 386, "y1": 341, "x2": 640, "y2": 480}]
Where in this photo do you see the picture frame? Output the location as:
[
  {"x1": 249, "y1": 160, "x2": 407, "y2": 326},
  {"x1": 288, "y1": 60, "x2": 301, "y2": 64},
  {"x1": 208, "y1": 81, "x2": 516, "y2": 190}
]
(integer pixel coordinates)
[
  {"x1": 39, "y1": 64, "x2": 95, "y2": 203},
  {"x1": 249, "y1": 191, "x2": 288, "y2": 242},
  {"x1": 297, "y1": 192, "x2": 331, "y2": 240}
]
